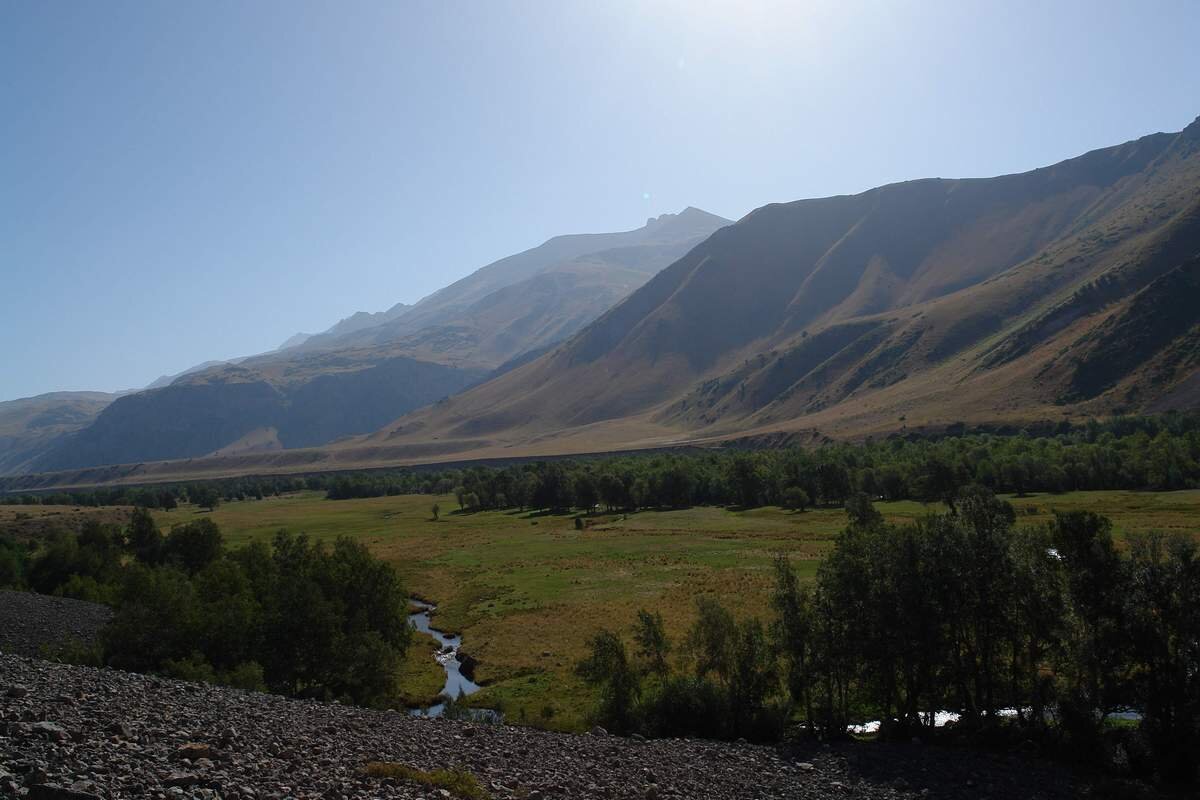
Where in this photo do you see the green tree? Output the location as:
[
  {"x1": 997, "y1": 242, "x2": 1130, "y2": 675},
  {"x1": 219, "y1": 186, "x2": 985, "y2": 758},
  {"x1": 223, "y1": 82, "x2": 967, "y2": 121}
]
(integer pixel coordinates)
[
  {"x1": 633, "y1": 609, "x2": 671, "y2": 675},
  {"x1": 726, "y1": 455, "x2": 763, "y2": 508},
  {"x1": 729, "y1": 619, "x2": 779, "y2": 738},
  {"x1": 1124, "y1": 532, "x2": 1200, "y2": 783},
  {"x1": 164, "y1": 519, "x2": 224, "y2": 574},
  {"x1": 772, "y1": 555, "x2": 814, "y2": 723},
  {"x1": 782, "y1": 486, "x2": 810, "y2": 511},
  {"x1": 576, "y1": 630, "x2": 640, "y2": 733},
  {"x1": 574, "y1": 472, "x2": 599, "y2": 513},
  {"x1": 687, "y1": 597, "x2": 737, "y2": 682},
  {"x1": 191, "y1": 486, "x2": 221, "y2": 511},
  {"x1": 844, "y1": 492, "x2": 882, "y2": 529},
  {"x1": 1051, "y1": 510, "x2": 1130, "y2": 732},
  {"x1": 0, "y1": 537, "x2": 29, "y2": 588},
  {"x1": 126, "y1": 507, "x2": 164, "y2": 564},
  {"x1": 103, "y1": 563, "x2": 200, "y2": 673},
  {"x1": 659, "y1": 462, "x2": 696, "y2": 508}
]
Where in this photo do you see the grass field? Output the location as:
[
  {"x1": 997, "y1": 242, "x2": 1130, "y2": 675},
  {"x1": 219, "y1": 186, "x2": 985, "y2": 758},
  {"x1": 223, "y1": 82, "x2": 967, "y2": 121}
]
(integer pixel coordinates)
[
  {"x1": 121, "y1": 487, "x2": 1199, "y2": 731},
  {"x1": 6, "y1": 489, "x2": 1195, "y2": 730}
]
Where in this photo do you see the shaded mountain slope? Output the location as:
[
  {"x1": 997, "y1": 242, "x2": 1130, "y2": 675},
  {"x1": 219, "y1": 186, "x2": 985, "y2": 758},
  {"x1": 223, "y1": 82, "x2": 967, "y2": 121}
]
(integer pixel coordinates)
[
  {"x1": 364, "y1": 118, "x2": 1200, "y2": 455},
  {"x1": 0, "y1": 392, "x2": 118, "y2": 476},
  {"x1": 33, "y1": 356, "x2": 484, "y2": 471}
]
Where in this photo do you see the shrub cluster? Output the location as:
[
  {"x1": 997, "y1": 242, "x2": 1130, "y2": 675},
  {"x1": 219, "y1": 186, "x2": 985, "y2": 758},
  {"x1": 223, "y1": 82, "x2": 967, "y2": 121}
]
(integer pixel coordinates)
[{"x1": 2, "y1": 510, "x2": 411, "y2": 707}]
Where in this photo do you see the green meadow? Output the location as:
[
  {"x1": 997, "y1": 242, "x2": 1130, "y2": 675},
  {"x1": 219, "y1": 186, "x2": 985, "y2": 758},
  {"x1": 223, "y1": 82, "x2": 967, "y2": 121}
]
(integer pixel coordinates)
[{"x1": 144, "y1": 488, "x2": 1200, "y2": 731}]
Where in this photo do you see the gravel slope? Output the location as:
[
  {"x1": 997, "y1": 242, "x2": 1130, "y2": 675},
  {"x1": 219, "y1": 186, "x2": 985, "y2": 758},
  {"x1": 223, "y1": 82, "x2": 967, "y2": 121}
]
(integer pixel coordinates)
[
  {"x1": 0, "y1": 654, "x2": 1083, "y2": 800},
  {"x1": 0, "y1": 591, "x2": 1082, "y2": 799},
  {"x1": 0, "y1": 590, "x2": 111, "y2": 658}
]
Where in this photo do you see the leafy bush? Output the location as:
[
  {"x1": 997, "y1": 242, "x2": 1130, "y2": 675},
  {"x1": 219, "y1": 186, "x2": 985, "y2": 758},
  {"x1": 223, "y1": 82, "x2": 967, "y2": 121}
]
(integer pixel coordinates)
[
  {"x1": 22, "y1": 510, "x2": 411, "y2": 709},
  {"x1": 163, "y1": 518, "x2": 223, "y2": 573},
  {"x1": 0, "y1": 536, "x2": 30, "y2": 588}
]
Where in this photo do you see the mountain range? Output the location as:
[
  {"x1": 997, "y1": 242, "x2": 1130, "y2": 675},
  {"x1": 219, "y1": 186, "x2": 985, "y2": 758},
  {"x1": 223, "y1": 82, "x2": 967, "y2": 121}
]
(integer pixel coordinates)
[
  {"x1": 4, "y1": 118, "x2": 1199, "y2": 488},
  {"x1": 1, "y1": 208, "x2": 729, "y2": 476},
  {"x1": 366, "y1": 116, "x2": 1200, "y2": 457}
]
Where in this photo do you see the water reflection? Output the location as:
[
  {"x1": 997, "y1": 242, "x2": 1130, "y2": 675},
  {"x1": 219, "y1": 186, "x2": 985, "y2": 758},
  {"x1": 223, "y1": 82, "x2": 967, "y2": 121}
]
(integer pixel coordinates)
[{"x1": 406, "y1": 598, "x2": 485, "y2": 718}]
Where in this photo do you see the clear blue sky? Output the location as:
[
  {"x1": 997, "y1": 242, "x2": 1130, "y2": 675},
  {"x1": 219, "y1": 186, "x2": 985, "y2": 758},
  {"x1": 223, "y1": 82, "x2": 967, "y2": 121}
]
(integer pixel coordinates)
[{"x1": 3, "y1": 0, "x2": 1198, "y2": 400}]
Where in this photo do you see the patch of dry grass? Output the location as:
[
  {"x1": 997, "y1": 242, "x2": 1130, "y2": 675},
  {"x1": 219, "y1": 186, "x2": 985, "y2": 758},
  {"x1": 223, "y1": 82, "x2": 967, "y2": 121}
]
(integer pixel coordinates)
[{"x1": 363, "y1": 762, "x2": 488, "y2": 799}]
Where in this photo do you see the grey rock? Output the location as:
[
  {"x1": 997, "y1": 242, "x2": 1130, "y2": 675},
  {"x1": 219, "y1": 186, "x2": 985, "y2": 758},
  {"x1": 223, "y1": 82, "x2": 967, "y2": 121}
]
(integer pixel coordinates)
[
  {"x1": 27, "y1": 785, "x2": 102, "y2": 800},
  {"x1": 163, "y1": 772, "x2": 202, "y2": 788},
  {"x1": 31, "y1": 721, "x2": 69, "y2": 742}
]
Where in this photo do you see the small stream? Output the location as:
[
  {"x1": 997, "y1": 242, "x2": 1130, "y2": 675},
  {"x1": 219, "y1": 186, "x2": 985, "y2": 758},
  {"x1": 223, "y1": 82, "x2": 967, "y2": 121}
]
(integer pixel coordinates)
[{"x1": 407, "y1": 598, "x2": 498, "y2": 721}]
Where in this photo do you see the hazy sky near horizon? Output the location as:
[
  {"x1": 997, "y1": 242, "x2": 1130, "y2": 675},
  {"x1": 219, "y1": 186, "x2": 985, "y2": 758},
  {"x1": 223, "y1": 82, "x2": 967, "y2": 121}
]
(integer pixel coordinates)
[{"x1": 3, "y1": 0, "x2": 1199, "y2": 400}]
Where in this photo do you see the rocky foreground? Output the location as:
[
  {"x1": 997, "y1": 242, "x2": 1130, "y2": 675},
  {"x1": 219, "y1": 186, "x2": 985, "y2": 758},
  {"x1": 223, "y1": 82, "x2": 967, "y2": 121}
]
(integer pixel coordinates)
[
  {"x1": 0, "y1": 655, "x2": 1087, "y2": 800},
  {"x1": 0, "y1": 592, "x2": 111, "y2": 659},
  {"x1": 0, "y1": 591, "x2": 1087, "y2": 799}
]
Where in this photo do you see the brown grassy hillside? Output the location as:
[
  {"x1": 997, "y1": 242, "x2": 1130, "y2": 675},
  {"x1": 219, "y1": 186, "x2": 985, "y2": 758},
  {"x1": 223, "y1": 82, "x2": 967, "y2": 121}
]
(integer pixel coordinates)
[{"x1": 362, "y1": 117, "x2": 1200, "y2": 453}]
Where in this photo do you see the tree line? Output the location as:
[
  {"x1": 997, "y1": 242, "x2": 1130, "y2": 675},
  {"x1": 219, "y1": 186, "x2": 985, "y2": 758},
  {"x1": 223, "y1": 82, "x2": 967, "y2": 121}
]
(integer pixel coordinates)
[
  {"x1": 577, "y1": 487, "x2": 1200, "y2": 786},
  {"x1": 0, "y1": 511, "x2": 411, "y2": 707},
  {"x1": 324, "y1": 411, "x2": 1200, "y2": 510},
  {"x1": 0, "y1": 477, "x2": 313, "y2": 510}
]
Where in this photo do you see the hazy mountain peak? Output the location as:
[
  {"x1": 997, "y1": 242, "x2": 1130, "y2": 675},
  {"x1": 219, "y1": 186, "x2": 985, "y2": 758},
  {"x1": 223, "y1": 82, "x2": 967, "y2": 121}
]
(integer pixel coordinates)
[
  {"x1": 144, "y1": 360, "x2": 231, "y2": 390},
  {"x1": 277, "y1": 332, "x2": 313, "y2": 350},
  {"x1": 284, "y1": 302, "x2": 414, "y2": 351},
  {"x1": 645, "y1": 206, "x2": 729, "y2": 231},
  {"x1": 1183, "y1": 115, "x2": 1200, "y2": 139},
  {"x1": 299, "y1": 207, "x2": 732, "y2": 354}
]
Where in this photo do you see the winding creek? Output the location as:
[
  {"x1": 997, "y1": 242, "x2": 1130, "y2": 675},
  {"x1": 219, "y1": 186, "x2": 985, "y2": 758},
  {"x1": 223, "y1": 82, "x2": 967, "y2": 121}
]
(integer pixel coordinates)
[
  {"x1": 406, "y1": 597, "x2": 1143, "y2": 731},
  {"x1": 407, "y1": 598, "x2": 493, "y2": 719}
]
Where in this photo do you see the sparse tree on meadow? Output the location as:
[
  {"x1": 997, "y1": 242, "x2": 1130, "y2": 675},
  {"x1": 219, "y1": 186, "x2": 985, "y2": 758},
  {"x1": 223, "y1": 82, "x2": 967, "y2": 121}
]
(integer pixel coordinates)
[
  {"x1": 782, "y1": 486, "x2": 810, "y2": 512},
  {"x1": 633, "y1": 609, "x2": 671, "y2": 676}
]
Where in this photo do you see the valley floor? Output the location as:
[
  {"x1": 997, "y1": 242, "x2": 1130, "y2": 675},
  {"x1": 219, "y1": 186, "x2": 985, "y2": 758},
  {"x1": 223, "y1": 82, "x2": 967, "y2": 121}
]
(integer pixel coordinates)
[
  {"x1": 6, "y1": 489, "x2": 1197, "y2": 735},
  {"x1": 137, "y1": 489, "x2": 1200, "y2": 731}
]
